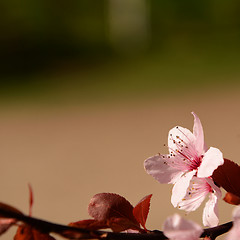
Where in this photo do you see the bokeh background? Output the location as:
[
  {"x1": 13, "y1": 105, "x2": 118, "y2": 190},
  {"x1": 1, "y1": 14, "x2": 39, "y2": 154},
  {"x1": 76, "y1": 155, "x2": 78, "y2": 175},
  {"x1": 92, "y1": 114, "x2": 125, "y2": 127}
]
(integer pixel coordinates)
[{"x1": 1, "y1": 0, "x2": 240, "y2": 239}]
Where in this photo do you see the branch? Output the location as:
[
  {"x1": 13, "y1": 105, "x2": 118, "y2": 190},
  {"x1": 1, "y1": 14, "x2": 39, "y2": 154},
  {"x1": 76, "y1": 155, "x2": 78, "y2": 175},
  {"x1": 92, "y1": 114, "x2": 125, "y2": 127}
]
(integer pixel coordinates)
[
  {"x1": 0, "y1": 203, "x2": 233, "y2": 239},
  {"x1": 201, "y1": 221, "x2": 233, "y2": 240}
]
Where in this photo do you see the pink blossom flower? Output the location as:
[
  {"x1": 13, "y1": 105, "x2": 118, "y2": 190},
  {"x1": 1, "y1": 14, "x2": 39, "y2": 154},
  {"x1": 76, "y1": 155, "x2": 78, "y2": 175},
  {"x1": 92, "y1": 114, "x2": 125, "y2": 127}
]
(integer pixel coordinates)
[
  {"x1": 163, "y1": 214, "x2": 203, "y2": 240},
  {"x1": 226, "y1": 206, "x2": 240, "y2": 240},
  {"x1": 144, "y1": 112, "x2": 223, "y2": 184},
  {"x1": 175, "y1": 177, "x2": 221, "y2": 227},
  {"x1": 144, "y1": 112, "x2": 223, "y2": 226}
]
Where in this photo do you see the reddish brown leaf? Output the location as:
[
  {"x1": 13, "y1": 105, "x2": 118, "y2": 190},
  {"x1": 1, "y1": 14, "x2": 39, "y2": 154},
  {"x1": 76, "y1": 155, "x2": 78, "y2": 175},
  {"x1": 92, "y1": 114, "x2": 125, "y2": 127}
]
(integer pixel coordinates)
[
  {"x1": 69, "y1": 219, "x2": 108, "y2": 230},
  {"x1": 14, "y1": 225, "x2": 56, "y2": 240},
  {"x1": 133, "y1": 194, "x2": 152, "y2": 231},
  {"x1": 223, "y1": 192, "x2": 240, "y2": 205},
  {"x1": 212, "y1": 158, "x2": 240, "y2": 198},
  {"x1": 88, "y1": 193, "x2": 136, "y2": 222},
  {"x1": 14, "y1": 225, "x2": 33, "y2": 240},
  {"x1": 88, "y1": 193, "x2": 141, "y2": 232},
  {"x1": 107, "y1": 217, "x2": 142, "y2": 232}
]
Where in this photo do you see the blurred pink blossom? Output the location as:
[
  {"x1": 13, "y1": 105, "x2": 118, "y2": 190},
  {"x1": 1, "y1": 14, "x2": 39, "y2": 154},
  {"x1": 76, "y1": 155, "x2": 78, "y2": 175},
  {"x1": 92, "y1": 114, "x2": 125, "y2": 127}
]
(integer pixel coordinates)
[
  {"x1": 226, "y1": 206, "x2": 240, "y2": 240},
  {"x1": 163, "y1": 214, "x2": 203, "y2": 240}
]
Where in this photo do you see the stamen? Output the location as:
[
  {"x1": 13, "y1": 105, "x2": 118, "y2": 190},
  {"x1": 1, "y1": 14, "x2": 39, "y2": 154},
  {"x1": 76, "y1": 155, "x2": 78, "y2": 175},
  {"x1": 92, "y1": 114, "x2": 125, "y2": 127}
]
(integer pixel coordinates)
[
  {"x1": 165, "y1": 132, "x2": 202, "y2": 170},
  {"x1": 175, "y1": 127, "x2": 199, "y2": 159}
]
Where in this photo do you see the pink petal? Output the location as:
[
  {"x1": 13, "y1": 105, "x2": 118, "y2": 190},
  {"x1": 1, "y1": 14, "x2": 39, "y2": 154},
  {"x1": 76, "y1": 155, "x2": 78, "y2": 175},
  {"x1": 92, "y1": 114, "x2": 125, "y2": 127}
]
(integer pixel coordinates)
[
  {"x1": 226, "y1": 221, "x2": 240, "y2": 240},
  {"x1": 177, "y1": 177, "x2": 211, "y2": 212},
  {"x1": 206, "y1": 177, "x2": 222, "y2": 198},
  {"x1": 163, "y1": 214, "x2": 203, "y2": 240},
  {"x1": 202, "y1": 192, "x2": 219, "y2": 227},
  {"x1": 192, "y1": 112, "x2": 205, "y2": 156},
  {"x1": 226, "y1": 207, "x2": 240, "y2": 240},
  {"x1": 168, "y1": 125, "x2": 202, "y2": 171},
  {"x1": 233, "y1": 206, "x2": 240, "y2": 221},
  {"x1": 197, "y1": 147, "x2": 224, "y2": 178},
  {"x1": 168, "y1": 126, "x2": 196, "y2": 155},
  {"x1": 144, "y1": 155, "x2": 183, "y2": 184},
  {"x1": 171, "y1": 171, "x2": 196, "y2": 208}
]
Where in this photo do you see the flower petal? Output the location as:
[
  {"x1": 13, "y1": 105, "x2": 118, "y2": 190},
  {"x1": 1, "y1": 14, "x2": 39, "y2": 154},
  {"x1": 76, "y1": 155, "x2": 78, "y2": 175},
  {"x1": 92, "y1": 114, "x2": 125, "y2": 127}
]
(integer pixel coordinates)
[
  {"x1": 226, "y1": 207, "x2": 240, "y2": 240},
  {"x1": 226, "y1": 221, "x2": 240, "y2": 240},
  {"x1": 177, "y1": 177, "x2": 209, "y2": 212},
  {"x1": 233, "y1": 206, "x2": 240, "y2": 221},
  {"x1": 168, "y1": 126, "x2": 196, "y2": 155},
  {"x1": 163, "y1": 214, "x2": 203, "y2": 240},
  {"x1": 192, "y1": 112, "x2": 205, "y2": 156},
  {"x1": 168, "y1": 125, "x2": 201, "y2": 170},
  {"x1": 171, "y1": 170, "x2": 196, "y2": 208},
  {"x1": 206, "y1": 177, "x2": 222, "y2": 199},
  {"x1": 197, "y1": 147, "x2": 224, "y2": 178},
  {"x1": 144, "y1": 155, "x2": 183, "y2": 184},
  {"x1": 202, "y1": 192, "x2": 219, "y2": 227}
]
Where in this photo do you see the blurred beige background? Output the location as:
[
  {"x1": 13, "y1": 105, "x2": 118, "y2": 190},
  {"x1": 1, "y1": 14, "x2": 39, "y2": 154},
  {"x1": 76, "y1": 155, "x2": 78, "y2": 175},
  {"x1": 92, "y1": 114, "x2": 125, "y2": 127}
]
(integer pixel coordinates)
[
  {"x1": 1, "y1": 1, "x2": 240, "y2": 239},
  {"x1": 0, "y1": 89, "x2": 240, "y2": 239}
]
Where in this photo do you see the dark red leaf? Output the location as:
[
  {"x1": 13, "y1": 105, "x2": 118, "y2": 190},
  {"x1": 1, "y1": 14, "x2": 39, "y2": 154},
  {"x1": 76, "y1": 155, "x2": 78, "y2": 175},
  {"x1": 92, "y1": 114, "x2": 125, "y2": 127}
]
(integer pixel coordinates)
[
  {"x1": 88, "y1": 193, "x2": 136, "y2": 222},
  {"x1": 133, "y1": 194, "x2": 152, "y2": 231},
  {"x1": 107, "y1": 217, "x2": 142, "y2": 233},
  {"x1": 88, "y1": 193, "x2": 141, "y2": 232},
  {"x1": 14, "y1": 225, "x2": 56, "y2": 240},
  {"x1": 223, "y1": 192, "x2": 240, "y2": 205},
  {"x1": 14, "y1": 225, "x2": 33, "y2": 240},
  {"x1": 212, "y1": 158, "x2": 240, "y2": 198},
  {"x1": 69, "y1": 219, "x2": 108, "y2": 230}
]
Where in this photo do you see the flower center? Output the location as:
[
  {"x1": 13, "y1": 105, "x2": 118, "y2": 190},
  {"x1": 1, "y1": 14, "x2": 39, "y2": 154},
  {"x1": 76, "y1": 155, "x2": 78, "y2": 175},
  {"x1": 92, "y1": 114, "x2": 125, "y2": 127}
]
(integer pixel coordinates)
[{"x1": 167, "y1": 127, "x2": 202, "y2": 171}]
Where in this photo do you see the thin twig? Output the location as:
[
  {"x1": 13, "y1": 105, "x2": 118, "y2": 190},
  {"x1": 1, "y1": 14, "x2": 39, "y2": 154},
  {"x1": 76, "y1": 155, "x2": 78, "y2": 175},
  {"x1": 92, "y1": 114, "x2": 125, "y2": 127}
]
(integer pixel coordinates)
[
  {"x1": 0, "y1": 204, "x2": 233, "y2": 239},
  {"x1": 200, "y1": 221, "x2": 233, "y2": 239}
]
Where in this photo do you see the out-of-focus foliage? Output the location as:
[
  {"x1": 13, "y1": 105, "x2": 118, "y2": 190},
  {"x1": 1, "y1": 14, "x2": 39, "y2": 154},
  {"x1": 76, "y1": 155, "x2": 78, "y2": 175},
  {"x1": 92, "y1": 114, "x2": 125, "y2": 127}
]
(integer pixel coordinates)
[
  {"x1": 0, "y1": 0, "x2": 240, "y2": 102},
  {"x1": 0, "y1": 1, "x2": 108, "y2": 74}
]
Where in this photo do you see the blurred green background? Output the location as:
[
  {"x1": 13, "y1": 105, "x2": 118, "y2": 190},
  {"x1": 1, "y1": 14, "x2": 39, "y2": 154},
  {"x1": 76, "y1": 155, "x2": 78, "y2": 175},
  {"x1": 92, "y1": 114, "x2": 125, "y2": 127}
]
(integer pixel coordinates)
[{"x1": 1, "y1": 0, "x2": 240, "y2": 104}]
